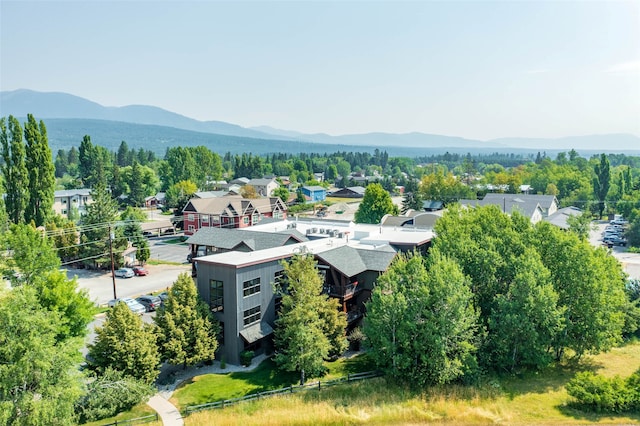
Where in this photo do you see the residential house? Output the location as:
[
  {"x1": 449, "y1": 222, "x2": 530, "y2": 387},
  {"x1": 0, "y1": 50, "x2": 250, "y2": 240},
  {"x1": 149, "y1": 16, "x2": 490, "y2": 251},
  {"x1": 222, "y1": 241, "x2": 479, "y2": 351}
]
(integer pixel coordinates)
[
  {"x1": 329, "y1": 186, "x2": 366, "y2": 198},
  {"x1": 248, "y1": 178, "x2": 279, "y2": 197},
  {"x1": 543, "y1": 206, "x2": 583, "y2": 230},
  {"x1": 459, "y1": 193, "x2": 559, "y2": 224},
  {"x1": 301, "y1": 185, "x2": 326, "y2": 202},
  {"x1": 53, "y1": 189, "x2": 92, "y2": 218},
  {"x1": 193, "y1": 218, "x2": 434, "y2": 364},
  {"x1": 182, "y1": 196, "x2": 288, "y2": 235},
  {"x1": 144, "y1": 192, "x2": 165, "y2": 208}
]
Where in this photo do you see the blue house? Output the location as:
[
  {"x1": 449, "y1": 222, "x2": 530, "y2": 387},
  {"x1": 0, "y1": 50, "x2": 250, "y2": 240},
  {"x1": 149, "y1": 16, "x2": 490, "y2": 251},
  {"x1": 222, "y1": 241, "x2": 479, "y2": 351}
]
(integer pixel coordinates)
[{"x1": 301, "y1": 185, "x2": 326, "y2": 202}]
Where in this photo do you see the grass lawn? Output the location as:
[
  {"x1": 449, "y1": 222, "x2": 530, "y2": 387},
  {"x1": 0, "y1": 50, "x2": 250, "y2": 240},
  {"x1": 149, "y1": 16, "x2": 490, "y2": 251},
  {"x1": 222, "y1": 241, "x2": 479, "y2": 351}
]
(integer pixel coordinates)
[
  {"x1": 182, "y1": 341, "x2": 640, "y2": 425},
  {"x1": 81, "y1": 402, "x2": 160, "y2": 426},
  {"x1": 171, "y1": 353, "x2": 375, "y2": 409}
]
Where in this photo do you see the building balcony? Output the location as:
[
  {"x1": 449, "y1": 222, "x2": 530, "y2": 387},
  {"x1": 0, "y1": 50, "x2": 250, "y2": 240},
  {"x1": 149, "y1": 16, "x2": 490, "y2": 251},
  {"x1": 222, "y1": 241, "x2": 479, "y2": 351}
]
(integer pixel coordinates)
[{"x1": 327, "y1": 281, "x2": 360, "y2": 301}]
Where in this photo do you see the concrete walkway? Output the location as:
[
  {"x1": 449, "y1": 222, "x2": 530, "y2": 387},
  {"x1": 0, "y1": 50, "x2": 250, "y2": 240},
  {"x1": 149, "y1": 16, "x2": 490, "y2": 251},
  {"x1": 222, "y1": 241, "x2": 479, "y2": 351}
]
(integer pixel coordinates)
[{"x1": 147, "y1": 395, "x2": 183, "y2": 426}]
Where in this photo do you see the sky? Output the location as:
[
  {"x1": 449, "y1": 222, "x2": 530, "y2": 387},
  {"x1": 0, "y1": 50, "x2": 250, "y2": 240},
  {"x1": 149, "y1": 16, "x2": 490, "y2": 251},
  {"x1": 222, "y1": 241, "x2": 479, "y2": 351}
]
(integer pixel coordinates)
[{"x1": 1, "y1": 0, "x2": 639, "y2": 141}]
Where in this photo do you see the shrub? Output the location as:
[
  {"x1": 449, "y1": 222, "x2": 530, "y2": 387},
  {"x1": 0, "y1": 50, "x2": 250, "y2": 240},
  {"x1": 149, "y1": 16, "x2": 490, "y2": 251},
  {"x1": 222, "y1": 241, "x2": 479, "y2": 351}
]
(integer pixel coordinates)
[
  {"x1": 566, "y1": 371, "x2": 637, "y2": 413},
  {"x1": 240, "y1": 350, "x2": 254, "y2": 367},
  {"x1": 347, "y1": 327, "x2": 365, "y2": 351},
  {"x1": 75, "y1": 368, "x2": 155, "y2": 423}
]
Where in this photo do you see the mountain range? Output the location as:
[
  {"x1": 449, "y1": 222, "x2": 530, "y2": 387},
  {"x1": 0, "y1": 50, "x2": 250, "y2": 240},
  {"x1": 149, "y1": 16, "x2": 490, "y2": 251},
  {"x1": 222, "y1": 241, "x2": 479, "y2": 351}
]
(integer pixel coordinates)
[{"x1": 1, "y1": 89, "x2": 638, "y2": 155}]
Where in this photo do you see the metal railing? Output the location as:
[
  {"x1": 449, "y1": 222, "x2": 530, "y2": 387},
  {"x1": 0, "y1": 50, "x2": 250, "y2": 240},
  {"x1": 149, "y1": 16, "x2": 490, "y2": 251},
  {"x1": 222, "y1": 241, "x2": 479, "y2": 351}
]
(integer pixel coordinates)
[
  {"x1": 99, "y1": 413, "x2": 159, "y2": 425},
  {"x1": 183, "y1": 370, "x2": 382, "y2": 416}
]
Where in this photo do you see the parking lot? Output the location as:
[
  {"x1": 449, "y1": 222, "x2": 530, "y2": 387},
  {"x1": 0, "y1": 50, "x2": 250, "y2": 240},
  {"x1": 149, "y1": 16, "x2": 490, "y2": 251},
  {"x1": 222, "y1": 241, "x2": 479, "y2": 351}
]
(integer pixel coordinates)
[{"x1": 589, "y1": 221, "x2": 640, "y2": 280}]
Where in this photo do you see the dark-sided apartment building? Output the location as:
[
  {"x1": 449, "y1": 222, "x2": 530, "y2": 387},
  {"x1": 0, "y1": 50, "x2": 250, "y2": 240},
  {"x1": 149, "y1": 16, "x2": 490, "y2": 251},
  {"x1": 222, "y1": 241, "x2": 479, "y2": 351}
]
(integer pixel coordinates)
[{"x1": 189, "y1": 219, "x2": 434, "y2": 365}]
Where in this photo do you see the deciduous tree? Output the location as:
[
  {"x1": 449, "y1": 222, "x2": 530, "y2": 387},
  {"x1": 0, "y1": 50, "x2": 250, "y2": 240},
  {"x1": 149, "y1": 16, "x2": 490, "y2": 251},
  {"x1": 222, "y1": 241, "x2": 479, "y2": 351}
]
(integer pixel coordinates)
[
  {"x1": 24, "y1": 114, "x2": 55, "y2": 227},
  {"x1": 354, "y1": 183, "x2": 398, "y2": 224},
  {"x1": 89, "y1": 302, "x2": 161, "y2": 384},
  {"x1": 593, "y1": 153, "x2": 611, "y2": 219}
]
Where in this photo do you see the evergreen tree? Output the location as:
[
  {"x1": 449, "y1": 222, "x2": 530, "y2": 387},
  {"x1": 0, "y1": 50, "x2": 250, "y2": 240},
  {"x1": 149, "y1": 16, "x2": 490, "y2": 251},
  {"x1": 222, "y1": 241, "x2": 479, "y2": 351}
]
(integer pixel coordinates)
[
  {"x1": 24, "y1": 114, "x2": 55, "y2": 227},
  {"x1": 0, "y1": 116, "x2": 28, "y2": 224},
  {"x1": 81, "y1": 182, "x2": 123, "y2": 268},
  {"x1": 88, "y1": 303, "x2": 161, "y2": 384},
  {"x1": 401, "y1": 178, "x2": 423, "y2": 213},
  {"x1": 154, "y1": 272, "x2": 219, "y2": 369},
  {"x1": 274, "y1": 255, "x2": 340, "y2": 384},
  {"x1": 128, "y1": 161, "x2": 145, "y2": 206}
]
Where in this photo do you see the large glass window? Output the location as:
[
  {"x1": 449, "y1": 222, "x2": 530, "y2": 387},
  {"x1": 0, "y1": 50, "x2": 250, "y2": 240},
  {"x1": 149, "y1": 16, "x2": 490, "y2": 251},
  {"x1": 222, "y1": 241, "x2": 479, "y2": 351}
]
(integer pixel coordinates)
[
  {"x1": 243, "y1": 277, "x2": 260, "y2": 297},
  {"x1": 209, "y1": 280, "x2": 223, "y2": 312},
  {"x1": 188, "y1": 213, "x2": 194, "y2": 221},
  {"x1": 243, "y1": 306, "x2": 261, "y2": 325}
]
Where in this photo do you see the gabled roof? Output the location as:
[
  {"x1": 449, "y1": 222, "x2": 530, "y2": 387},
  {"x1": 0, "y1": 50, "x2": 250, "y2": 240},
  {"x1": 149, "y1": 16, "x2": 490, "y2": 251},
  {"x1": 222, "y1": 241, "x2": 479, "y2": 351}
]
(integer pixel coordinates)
[
  {"x1": 248, "y1": 178, "x2": 276, "y2": 186},
  {"x1": 194, "y1": 191, "x2": 228, "y2": 199},
  {"x1": 230, "y1": 177, "x2": 250, "y2": 185},
  {"x1": 187, "y1": 227, "x2": 308, "y2": 251},
  {"x1": 482, "y1": 193, "x2": 557, "y2": 210},
  {"x1": 544, "y1": 206, "x2": 583, "y2": 230},
  {"x1": 459, "y1": 197, "x2": 543, "y2": 221},
  {"x1": 315, "y1": 245, "x2": 397, "y2": 277}
]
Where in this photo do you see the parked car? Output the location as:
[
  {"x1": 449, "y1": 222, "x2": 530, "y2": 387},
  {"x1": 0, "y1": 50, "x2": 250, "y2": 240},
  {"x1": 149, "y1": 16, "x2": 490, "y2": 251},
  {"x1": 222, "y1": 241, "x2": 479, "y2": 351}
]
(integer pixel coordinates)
[
  {"x1": 605, "y1": 236, "x2": 627, "y2": 247},
  {"x1": 114, "y1": 268, "x2": 134, "y2": 278},
  {"x1": 107, "y1": 297, "x2": 146, "y2": 315},
  {"x1": 136, "y1": 295, "x2": 162, "y2": 312},
  {"x1": 132, "y1": 266, "x2": 148, "y2": 276},
  {"x1": 158, "y1": 292, "x2": 169, "y2": 302}
]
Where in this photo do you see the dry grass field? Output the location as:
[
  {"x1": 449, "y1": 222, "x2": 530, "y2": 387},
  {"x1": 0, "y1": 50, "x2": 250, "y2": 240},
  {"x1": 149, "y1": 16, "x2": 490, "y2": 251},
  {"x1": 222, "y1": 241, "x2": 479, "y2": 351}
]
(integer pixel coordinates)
[{"x1": 181, "y1": 341, "x2": 640, "y2": 425}]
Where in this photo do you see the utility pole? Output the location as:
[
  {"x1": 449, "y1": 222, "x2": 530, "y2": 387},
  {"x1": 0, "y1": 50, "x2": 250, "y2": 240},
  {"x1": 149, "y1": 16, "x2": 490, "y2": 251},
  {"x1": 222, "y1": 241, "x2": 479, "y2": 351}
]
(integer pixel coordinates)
[{"x1": 109, "y1": 224, "x2": 117, "y2": 299}]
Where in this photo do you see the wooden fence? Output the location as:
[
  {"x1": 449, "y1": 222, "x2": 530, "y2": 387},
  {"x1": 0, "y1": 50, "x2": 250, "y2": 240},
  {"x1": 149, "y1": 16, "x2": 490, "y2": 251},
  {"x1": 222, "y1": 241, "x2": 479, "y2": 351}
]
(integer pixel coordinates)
[
  {"x1": 183, "y1": 370, "x2": 382, "y2": 416},
  {"x1": 100, "y1": 413, "x2": 158, "y2": 425}
]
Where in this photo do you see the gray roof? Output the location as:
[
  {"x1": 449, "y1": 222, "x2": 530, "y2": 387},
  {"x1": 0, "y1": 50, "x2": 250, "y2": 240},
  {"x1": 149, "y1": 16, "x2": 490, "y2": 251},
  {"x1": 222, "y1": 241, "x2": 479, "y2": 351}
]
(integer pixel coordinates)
[
  {"x1": 315, "y1": 245, "x2": 396, "y2": 277},
  {"x1": 544, "y1": 206, "x2": 583, "y2": 230},
  {"x1": 187, "y1": 227, "x2": 308, "y2": 251},
  {"x1": 54, "y1": 188, "x2": 92, "y2": 197},
  {"x1": 249, "y1": 178, "x2": 276, "y2": 186},
  {"x1": 194, "y1": 191, "x2": 229, "y2": 199},
  {"x1": 459, "y1": 196, "x2": 543, "y2": 221},
  {"x1": 482, "y1": 193, "x2": 557, "y2": 210}
]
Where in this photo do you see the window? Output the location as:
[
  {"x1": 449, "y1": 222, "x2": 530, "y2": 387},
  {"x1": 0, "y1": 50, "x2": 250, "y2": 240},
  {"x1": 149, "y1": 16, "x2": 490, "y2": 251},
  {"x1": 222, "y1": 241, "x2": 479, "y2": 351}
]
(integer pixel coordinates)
[
  {"x1": 243, "y1": 306, "x2": 261, "y2": 325},
  {"x1": 62, "y1": 199, "x2": 67, "y2": 204},
  {"x1": 243, "y1": 277, "x2": 260, "y2": 297},
  {"x1": 62, "y1": 209, "x2": 67, "y2": 215},
  {"x1": 252, "y1": 213, "x2": 259, "y2": 223},
  {"x1": 188, "y1": 225, "x2": 195, "y2": 232},
  {"x1": 201, "y1": 214, "x2": 209, "y2": 223},
  {"x1": 188, "y1": 213, "x2": 194, "y2": 221},
  {"x1": 243, "y1": 216, "x2": 249, "y2": 225},
  {"x1": 274, "y1": 211, "x2": 283, "y2": 219},
  {"x1": 212, "y1": 215, "x2": 220, "y2": 224},
  {"x1": 209, "y1": 280, "x2": 223, "y2": 312}
]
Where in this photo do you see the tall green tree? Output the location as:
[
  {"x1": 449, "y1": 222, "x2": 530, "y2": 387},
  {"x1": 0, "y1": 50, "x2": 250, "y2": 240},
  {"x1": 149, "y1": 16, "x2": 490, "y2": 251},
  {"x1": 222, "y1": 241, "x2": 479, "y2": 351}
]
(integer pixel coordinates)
[
  {"x1": 354, "y1": 183, "x2": 399, "y2": 224},
  {"x1": 89, "y1": 303, "x2": 161, "y2": 384},
  {"x1": 24, "y1": 114, "x2": 55, "y2": 227},
  {"x1": 81, "y1": 181, "x2": 124, "y2": 268},
  {"x1": 1, "y1": 115, "x2": 28, "y2": 224},
  {"x1": 154, "y1": 272, "x2": 219, "y2": 369},
  {"x1": 401, "y1": 178, "x2": 423, "y2": 213},
  {"x1": 364, "y1": 252, "x2": 478, "y2": 386},
  {"x1": 0, "y1": 286, "x2": 83, "y2": 425},
  {"x1": 274, "y1": 255, "x2": 344, "y2": 384},
  {"x1": 593, "y1": 153, "x2": 611, "y2": 218}
]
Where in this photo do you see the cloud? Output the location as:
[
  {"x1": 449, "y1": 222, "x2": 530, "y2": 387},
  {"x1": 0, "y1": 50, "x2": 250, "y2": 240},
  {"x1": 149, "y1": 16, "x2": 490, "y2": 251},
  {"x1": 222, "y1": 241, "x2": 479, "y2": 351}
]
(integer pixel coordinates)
[{"x1": 604, "y1": 60, "x2": 640, "y2": 74}]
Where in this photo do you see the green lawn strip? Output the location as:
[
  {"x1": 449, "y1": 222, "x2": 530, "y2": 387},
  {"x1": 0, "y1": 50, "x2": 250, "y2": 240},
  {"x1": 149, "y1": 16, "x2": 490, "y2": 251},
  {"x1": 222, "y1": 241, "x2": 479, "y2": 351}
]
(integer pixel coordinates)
[
  {"x1": 81, "y1": 402, "x2": 160, "y2": 426},
  {"x1": 172, "y1": 354, "x2": 374, "y2": 409}
]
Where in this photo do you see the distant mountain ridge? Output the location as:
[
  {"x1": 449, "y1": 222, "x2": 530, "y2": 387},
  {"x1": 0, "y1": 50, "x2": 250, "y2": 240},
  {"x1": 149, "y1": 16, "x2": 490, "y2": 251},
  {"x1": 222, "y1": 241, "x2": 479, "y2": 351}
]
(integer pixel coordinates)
[{"x1": 1, "y1": 89, "x2": 639, "y2": 152}]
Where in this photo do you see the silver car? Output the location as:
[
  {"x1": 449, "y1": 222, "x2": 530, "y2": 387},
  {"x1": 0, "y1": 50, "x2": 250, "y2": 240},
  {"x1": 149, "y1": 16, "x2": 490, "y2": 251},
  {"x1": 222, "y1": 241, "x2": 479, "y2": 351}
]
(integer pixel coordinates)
[
  {"x1": 107, "y1": 297, "x2": 146, "y2": 315},
  {"x1": 114, "y1": 268, "x2": 135, "y2": 278}
]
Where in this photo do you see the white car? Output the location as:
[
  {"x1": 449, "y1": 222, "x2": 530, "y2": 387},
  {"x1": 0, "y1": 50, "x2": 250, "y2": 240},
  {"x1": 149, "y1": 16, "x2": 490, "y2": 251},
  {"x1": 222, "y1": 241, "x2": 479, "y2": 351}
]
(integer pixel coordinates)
[
  {"x1": 107, "y1": 297, "x2": 146, "y2": 315},
  {"x1": 114, "y1": 268, "x2": 134, "y2": 278}
]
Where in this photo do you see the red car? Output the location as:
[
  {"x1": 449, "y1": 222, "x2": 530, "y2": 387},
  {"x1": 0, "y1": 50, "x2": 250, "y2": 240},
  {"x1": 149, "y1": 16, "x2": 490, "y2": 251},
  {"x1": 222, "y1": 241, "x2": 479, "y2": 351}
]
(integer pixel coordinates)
[{"x1": 132, "y1": 266, "x2": 148, "y2": 276}]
